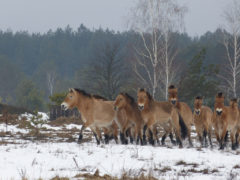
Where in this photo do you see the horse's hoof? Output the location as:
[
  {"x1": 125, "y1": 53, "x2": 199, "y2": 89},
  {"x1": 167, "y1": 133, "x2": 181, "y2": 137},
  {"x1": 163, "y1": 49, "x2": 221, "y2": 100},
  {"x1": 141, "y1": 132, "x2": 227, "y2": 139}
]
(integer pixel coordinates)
[
  {"x1": 219, "y1": 145, "x2": 224, "y2": 150},
  {"x1": 232, "y1": 145, "x2": 236, "y2": 150},
  {"x1": 171, "y1": 140, "x2": 176, "y2": 145}
]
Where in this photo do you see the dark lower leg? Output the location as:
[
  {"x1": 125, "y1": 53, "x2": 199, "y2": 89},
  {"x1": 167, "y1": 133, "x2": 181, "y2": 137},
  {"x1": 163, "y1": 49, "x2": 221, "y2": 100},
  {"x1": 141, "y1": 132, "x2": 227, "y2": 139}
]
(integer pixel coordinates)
[
  {"x1": 208, "y1": 131, "x2": 213, "y2": 147},
  {"x1": 93, "y1": 133, "x2": 100, "y2": 145},
  {"x1": 203, "y1": 130, "x2": 208, "y2": 147},
  {"x1": 78, "y1": 124, "x2": 86, "y2": 142},
  {"x1": 161, "y1": 133, "x2": 167, "y2": 145},
  {"x1": 104, "y1": 134, "x2": 109, "y2": 144},
  {"x1": 148, "y1": 129, "x2": 155, "y2": 145},
  {"x1": 169, "y1": 132, "x2": 176, "y2": 145},
  {"x1": 235, "y1": 133, "x2": 239, "y2": 148}
]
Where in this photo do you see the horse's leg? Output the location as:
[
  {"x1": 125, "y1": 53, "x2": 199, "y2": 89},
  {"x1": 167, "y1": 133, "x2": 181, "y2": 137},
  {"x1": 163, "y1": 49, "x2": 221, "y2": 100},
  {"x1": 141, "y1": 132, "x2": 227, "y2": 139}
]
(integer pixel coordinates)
[
  {"x1": 220, "y1": 127, "x2": 227, "y2": 150},
  {"x1": 148, "y1": 125, "x2": 156, "y2": 146},
  {"x1": 203, "y1": 129, "x2": 208, "y2": 147},
  {"x1": 102, "y1": 127, "x2": 110, "y2": 144},
  {"x1": 197, "y1": 132, "x2": 203, "y2": 147},
  {"x1": 153, "y1": 125, "x2": 160, "y2": 145},
  {"x1": 143, "y1": 124, "x2": 147, "y2": 145},
  {"x1": 187, "y1": 124, "x2": 193, "y2": 147},
  {"x1": 208, "y1": 128, "x2": 213, "y2": 148},
  {"x1": 78, "y1": 123, "x2": 86, "y2": 143},
  {"x1": 136, "y1": 124, "x2": 143, "y2": 146},
  {"x1": 172, "y1": 111, "x2": 183, "y2": 148},
  {"x1": 120, "y1": 127, "x2": 128, "y2": 145},
  {"x1": 230, "y1": 130, "x2": 237, "y2": 150},
  {"x1": 112, "y1": 123, "x2": 119, "y2": 144},
  {"x1": 129, "y1": 127, "x2": 134, "y2": 144},
  {"x1": 169, "y1": 132, "x2": 176, "y2": 145},
  {"x1": 161, "y1": 132, "x2": 167, "y2": 145},
  {"x1": 224, "y1": 130, "x2": 229, "y2": 146},
  {"x1": 91, "y1": 127, "x2": 101, "y2": 145},
  {"x1": 235, "y1": 131, "x2": 239, "y2": 148}
]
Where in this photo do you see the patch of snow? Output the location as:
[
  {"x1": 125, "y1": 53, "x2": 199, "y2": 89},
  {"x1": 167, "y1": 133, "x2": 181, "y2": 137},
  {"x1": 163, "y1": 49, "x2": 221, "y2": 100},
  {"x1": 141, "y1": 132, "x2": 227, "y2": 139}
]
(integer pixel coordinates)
[{"x1": 0, "y1": 141, "x2": 239, "y2": 180}]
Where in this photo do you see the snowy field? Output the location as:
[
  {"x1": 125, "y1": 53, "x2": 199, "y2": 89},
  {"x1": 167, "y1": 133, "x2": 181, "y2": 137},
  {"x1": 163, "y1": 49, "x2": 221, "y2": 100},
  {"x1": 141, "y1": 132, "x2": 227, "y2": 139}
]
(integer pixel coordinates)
[{"x1": 0, "y1": 113, "x2": 240, "y2": 180}]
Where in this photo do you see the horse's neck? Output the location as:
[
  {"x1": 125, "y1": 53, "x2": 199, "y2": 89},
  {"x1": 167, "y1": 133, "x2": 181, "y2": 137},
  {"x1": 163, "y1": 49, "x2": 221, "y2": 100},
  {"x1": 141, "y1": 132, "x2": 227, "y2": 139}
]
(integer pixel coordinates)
[
  {"x1": 124, "y1": 103, "x2": 135, "y2": 117},
  {"x1": 76, "y1": 95, "x2": 93, "y2": 116},
  {"x1": 143, "y1": 100, "x2": 153, "y2": 112}
]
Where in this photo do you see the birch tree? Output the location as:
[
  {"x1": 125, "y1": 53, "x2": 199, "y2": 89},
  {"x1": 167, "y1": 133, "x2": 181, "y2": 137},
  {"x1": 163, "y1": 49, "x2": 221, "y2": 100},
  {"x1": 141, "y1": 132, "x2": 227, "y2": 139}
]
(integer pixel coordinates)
[
  {"x1": 220, "y1": 0, "x2": 240, "y2": 98},
  {"x1": 129, "y1": 0, "x2": 186, "y2": 99},
  {"x1": 47, "y1": 71, "x2": 56, "y2": 96}
]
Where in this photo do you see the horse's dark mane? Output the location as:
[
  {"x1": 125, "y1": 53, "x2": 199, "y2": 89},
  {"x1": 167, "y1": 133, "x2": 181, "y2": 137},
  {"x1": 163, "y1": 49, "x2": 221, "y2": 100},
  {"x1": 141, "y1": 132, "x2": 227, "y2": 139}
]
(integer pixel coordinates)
[
  {"x1": 73, "y1": 89, "x2": 107, "y2": 100},
  {"x1": 231, "y1": 98, "x2": 238, "y2": 102},
  {"x1": 168, "y1": 85, "x2": 175, "y2": 89},
  {"x1": 121, "y1": 93, "x2": 135, "y2": 105},
  {"x1": 139, "y1": 88, "x2": 153, "y2": 101},
  {"x1": 92, "y1": 94, "x2": 107, "y2": 101},
  {"x1": 195, "y1": 96, "x2": 202, "y2": 100},
  {"x1": 74, "y1": 88, "x2": 91, "y2": 98},
  {"x1": 217, "y1": 92, "x2": 223, "y2": 98}
]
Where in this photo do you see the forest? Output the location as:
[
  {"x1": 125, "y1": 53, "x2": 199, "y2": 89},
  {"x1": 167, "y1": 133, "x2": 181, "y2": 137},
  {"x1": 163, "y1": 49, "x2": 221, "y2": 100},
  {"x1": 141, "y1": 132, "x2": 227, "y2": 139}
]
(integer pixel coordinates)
[{"x1": 0, "y1": 25, "x2": 232, "y2": 111}]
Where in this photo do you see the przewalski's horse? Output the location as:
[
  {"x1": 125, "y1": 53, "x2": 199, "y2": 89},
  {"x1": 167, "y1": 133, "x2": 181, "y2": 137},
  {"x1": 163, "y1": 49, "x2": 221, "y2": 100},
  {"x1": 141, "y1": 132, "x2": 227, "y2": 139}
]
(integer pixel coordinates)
[
  {"x1": 137, "y1": 89, "x2": 187, "y2": 148},
  {"x1": 235, "y1": 108, "x2": 240, "y2": 148},
  {"x1": 168, "y1": 85, "x2": 193, "y2": 147},
  {"x1": 61, "y1": 88, "x2": 120, "y2": 145},
  {"x1": 213, "y1": 93, "x2": 239, "y2": 150},
  {"x1": 193, "y1": 96, "x2": 213, "y2": 147},
  {"x1": 114, "y1": 93, "x2": 144, "y2": 145}
]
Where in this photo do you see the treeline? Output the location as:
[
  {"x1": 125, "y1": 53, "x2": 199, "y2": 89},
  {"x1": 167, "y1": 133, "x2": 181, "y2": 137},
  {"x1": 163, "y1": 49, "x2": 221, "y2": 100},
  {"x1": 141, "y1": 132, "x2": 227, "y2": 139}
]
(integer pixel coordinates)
[{"x1": 0, "y1": 25, "x2": 226, "y2": 111}]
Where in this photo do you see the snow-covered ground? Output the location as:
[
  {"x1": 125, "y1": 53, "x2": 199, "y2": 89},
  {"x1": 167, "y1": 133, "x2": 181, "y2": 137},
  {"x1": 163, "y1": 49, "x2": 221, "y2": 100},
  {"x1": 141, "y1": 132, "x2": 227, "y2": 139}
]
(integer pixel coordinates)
[{"x1": 0, "y1": 113, "x2": 240, "y2": 180}]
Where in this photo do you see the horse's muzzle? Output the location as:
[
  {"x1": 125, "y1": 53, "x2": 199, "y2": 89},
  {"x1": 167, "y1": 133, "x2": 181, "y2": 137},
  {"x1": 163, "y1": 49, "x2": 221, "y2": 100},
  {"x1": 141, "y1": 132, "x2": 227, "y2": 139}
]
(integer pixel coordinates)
[
  {"x1": 216, "y1": 111, "x2": 222, "y2": 116},
  {"x1": 138, "y1": 105, "x2": 144, "y2": 111},
  {"x1": 61, "y1": 102, "x2": 68, "y2": 110},
  {"x1": 195, "y1": 110, "x2": 200, "y2": 115},
  {"x1": 171, "y1": 100, "x2": 176, "y2": 105}
]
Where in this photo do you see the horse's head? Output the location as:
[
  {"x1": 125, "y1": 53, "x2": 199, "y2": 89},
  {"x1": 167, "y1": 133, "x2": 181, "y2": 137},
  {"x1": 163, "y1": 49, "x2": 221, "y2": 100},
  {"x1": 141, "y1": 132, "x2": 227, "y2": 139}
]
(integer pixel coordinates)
[
  {"x1": 114, "y1": 93, "x2": 127, "y2": 111},
  {"x1": 229, "y1": 98, "x2": 238, "y2": 109},
  {"x1": 137, "y1": 88, "x2": 152, "y2": 111},
  {"x1": 61, "y1": 88, "x2": 78, "y2": 110},
  {"x1": 194, "y1": 96, "x2": 203, "y2": 115},
  {"x1": 168, "y1": 85, "x2": 178, "y2": 105},
  {"x1": 214, "y1": 92, "x2": 224, "y2": 116}
]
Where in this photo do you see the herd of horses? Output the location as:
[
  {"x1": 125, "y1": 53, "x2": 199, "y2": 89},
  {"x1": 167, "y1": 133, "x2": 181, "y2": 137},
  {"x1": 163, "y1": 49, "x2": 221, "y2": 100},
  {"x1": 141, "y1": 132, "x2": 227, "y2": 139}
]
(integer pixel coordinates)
[{"x1": 61, "y1": 85, "x2": 240, "y2": 150}]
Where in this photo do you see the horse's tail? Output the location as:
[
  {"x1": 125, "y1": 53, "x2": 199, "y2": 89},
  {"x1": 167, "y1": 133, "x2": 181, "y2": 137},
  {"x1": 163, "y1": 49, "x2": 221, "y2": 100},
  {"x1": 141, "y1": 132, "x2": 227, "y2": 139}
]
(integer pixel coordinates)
[{"x1": 178, "y1": 112, "x2": 188, "y2": 139}]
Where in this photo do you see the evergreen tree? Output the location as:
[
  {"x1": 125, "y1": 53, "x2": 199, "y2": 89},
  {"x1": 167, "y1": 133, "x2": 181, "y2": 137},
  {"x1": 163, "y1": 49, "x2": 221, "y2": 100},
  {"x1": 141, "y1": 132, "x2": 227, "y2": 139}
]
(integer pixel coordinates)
[
  {"x1": 179, "y1": 48, "x2": 219, "y2": 107},
  {"x1": 16, "y1": 79, "x2": 45, "y2": 111}
]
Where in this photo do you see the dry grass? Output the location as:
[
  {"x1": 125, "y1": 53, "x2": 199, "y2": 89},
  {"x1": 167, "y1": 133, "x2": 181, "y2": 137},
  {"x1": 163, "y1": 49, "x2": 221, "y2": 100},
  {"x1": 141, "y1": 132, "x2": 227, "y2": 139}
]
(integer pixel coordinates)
[
  {"x1": 74, "y1": 169, "x2": 158, "y2": 180},
  {"x1": 48, "y1": 117, "x2": 82, "y2": 126},
  {"x1": 50, "y1": 176, "x2": 70, "y2": 180}
]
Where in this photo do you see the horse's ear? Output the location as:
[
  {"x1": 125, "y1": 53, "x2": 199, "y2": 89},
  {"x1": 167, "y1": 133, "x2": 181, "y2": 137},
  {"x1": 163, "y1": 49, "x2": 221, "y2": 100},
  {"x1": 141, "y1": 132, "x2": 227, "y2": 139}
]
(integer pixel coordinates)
[{"x1": 69, "y1": 88, "x2": 74, "y2": 93}]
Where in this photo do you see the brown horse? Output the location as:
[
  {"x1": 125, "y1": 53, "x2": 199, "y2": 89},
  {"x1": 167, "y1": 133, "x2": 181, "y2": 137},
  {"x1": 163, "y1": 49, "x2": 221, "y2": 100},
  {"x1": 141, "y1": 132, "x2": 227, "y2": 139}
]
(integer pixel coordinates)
[
  {"x1": 168, "y1": 85, "x2": 193, "y2": 147},
  {"x1": 213, "y1": 93, "x2": 239, "y2": 150},
  {"x1": 137, "y1": 89, "x2": 187, "y2": 148},
  {"x1": 193, "y1": 96, "x2": 213, "y2": 147},
  {"x1": 61, "y1": 88, "x2": 120, "y2": 144},
  {"x1": 114, "y1": 93, "x2": 144, "y2": 145}
]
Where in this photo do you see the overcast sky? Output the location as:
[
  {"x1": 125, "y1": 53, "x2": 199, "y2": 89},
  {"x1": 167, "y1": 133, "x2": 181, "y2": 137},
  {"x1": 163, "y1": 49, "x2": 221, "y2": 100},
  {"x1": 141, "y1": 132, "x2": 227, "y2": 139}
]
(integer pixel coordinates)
[{"x1": 0, "y1": 0, "x2": 229, "y2": 37}]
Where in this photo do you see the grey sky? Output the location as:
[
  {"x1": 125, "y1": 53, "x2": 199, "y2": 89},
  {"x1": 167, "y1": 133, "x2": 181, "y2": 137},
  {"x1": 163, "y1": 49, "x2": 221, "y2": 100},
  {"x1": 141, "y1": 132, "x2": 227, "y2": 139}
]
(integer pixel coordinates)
[{"x1": 0, "y1": 0, "x2": 229, "y2": 37}]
